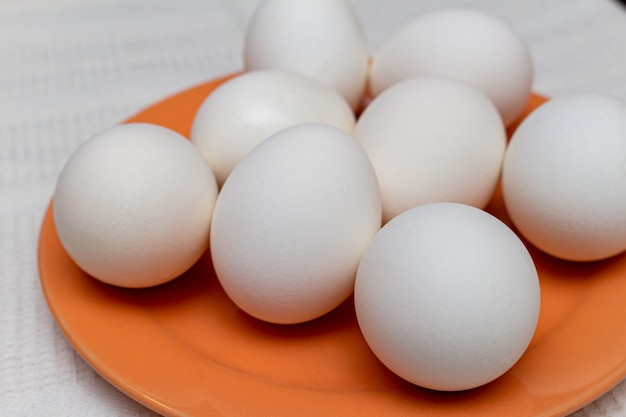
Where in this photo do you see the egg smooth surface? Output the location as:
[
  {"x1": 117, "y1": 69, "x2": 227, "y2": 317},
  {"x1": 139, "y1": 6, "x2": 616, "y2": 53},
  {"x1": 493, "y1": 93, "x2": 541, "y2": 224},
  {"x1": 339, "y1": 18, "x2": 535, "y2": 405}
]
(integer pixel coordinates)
[
  {"x1": 190, "y1": 70, "x2": 355, "y2": 187},
  {"x1": 210, "y1": 123, "x2": 381, "y2": 324},
  {"x1": 355, "y1": 202, "x2": 540, "y2": 391},
  {"x1": 353, "y1": 75, "x2": 506, "y2": 223},
  {"x1": 53, "y1": 123, "x2": 218, "y2": 288},
  {"x1": 369, "y1": 8, "x2": 533, "y2": 126},
  {"x1": 502, "y1": 93, "x2": 626, "y2": 262},
  {"x1": 243, "y1": 0, "x2": 369, "y2": 110}
]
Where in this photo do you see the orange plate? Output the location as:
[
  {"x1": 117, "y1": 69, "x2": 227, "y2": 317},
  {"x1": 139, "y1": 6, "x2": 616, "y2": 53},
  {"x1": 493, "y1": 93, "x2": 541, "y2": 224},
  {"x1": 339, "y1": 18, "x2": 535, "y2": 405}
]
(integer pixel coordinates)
[{"x1": 39, "y1": 75, "x2": 626, "y2": 417}]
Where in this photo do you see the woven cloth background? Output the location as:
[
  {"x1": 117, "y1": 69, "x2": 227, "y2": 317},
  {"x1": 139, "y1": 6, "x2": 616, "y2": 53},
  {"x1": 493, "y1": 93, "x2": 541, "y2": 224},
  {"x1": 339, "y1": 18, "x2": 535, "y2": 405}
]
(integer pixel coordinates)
[{"x1": 1, "y1": 0, "x2": 626, "y2": 415}]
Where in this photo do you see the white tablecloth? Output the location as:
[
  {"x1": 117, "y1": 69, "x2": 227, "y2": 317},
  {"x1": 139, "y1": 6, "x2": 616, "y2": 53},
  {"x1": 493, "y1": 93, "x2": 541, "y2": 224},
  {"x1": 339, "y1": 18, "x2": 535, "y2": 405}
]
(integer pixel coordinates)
[{"x1": 2, "y1": 0, "x2": 626, "y2": 415}]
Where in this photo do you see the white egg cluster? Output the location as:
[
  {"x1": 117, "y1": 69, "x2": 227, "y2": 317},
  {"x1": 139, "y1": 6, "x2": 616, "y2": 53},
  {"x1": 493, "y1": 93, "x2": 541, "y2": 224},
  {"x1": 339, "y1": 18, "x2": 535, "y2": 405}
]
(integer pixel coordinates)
[{"x1": 52, "y1": 0, "x2": 626, "y2": 394}]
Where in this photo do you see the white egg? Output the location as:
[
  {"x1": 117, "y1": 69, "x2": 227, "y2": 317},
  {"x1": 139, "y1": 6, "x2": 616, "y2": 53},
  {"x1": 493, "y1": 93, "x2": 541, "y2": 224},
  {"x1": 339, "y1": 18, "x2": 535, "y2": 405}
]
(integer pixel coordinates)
[
  {"x1": 243, "y1": 0, "x2": 369, "y2": 110},
  {"x1": 502, "y1": 93, "x2": 626, "y2": 262},
  {"x1": 190, "y1": 70, "x2": 355, "y2": 187},
  {"x1": 210, "y1": 123, "x2": 381, "y2": 324},
  {"x1": 353, "y1": 75, "x2": 506, "y2": 223},
  {"x1": 369, "y1": 8, "x2": 533, "y2": 126},
  {"x1": 53, "y1": 123, "x2": 218, "y2": 288},
  {"x1": 355, "y1": 202, "x2": 540, "y2": 391}
]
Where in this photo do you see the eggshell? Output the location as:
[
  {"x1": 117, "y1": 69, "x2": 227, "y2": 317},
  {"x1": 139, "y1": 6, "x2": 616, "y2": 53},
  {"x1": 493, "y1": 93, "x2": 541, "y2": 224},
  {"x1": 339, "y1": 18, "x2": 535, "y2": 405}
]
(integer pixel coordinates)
[
  {"x1": 243, "y1": 0, "x2": 369, "y2": 110},
  {"x1": 53, "y1": 123, "x2": 218, "y2": 288},
  {"x1": 369, "y1": 8, "x2": 533, "y2": 125},
  {"x1": 210, "y1": 123, "x2": 381, "y2": 324},
  {"x1": 190, "y1": 70, "x2": 355, "y2": 187},
  {"x1": 502, "y1": 93, "x2": 626, "y2": 262},
  {"x1": 353, "y1": 75, "x2": 506, "y2": 223},
  {"x1": 354, "y1": 202, "x2": 540, "y2": 391}
]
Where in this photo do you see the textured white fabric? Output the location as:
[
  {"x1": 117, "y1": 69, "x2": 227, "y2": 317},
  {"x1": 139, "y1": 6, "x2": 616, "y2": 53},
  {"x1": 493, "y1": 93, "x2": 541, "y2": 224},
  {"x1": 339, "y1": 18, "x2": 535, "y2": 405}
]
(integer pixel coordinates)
[{"x1": 1, "y1": 0, "x2": 625, "y2": 415}]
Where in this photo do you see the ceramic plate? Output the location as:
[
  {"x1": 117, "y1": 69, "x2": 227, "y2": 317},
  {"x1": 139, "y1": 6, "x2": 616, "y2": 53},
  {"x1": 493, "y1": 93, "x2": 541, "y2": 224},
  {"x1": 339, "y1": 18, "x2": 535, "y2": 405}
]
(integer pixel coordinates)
[{"x1": 39, "y1": 74, "x2": 626, "y2": 417}]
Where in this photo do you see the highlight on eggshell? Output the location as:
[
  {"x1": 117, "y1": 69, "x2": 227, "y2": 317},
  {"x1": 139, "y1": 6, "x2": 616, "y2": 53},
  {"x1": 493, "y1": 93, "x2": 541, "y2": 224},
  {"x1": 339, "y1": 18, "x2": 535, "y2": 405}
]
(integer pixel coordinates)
[
  {"x1": 355, "y1": 202, "x2": 541, "y2": 391},
  {"x1": 190, "y1": 69, "x2": 356, "y2": 187},
  {"x1": 502, "y1": 93, "x2": 626, "y2": 262},
  {"x1": 210, "y1": 123, "x2": 382, "y2": 325},
  {"x1": 369, "y1": 7, "x2": 533, "y2": 126},
  {"x1": 243, "y1": 0, "x2": 369, "y2": 110},
  {"x1": 53, "y1": 123, "x2": 219, "y2": 288},
  {"x1": 353, "y1": 75, "x2": 507, "y2": 223}
]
